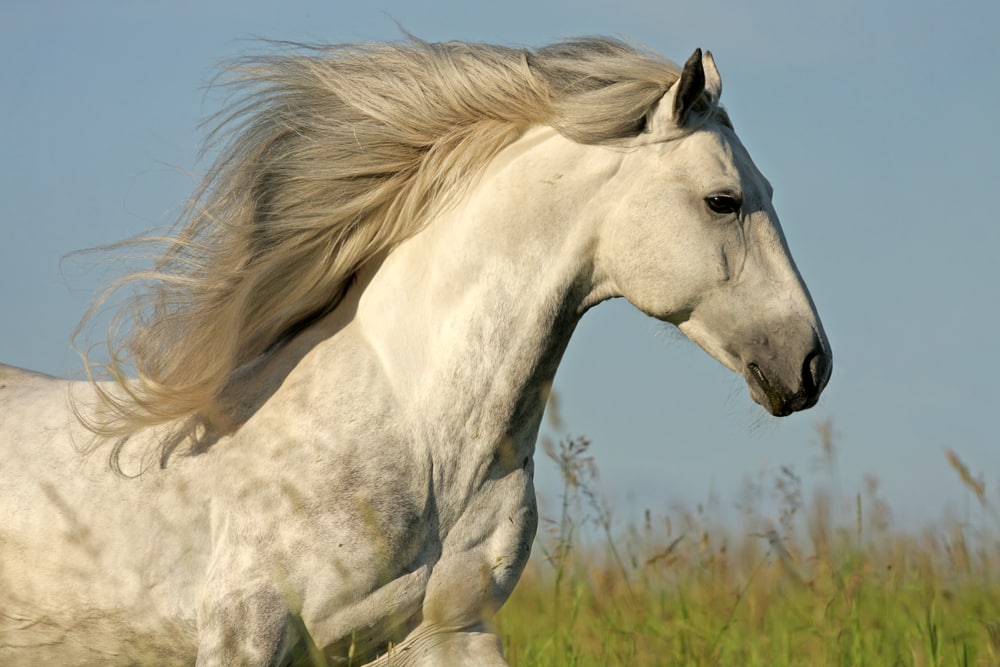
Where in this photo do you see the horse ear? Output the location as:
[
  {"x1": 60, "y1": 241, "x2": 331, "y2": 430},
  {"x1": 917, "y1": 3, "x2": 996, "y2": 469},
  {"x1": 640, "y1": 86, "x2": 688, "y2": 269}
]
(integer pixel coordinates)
[
  {"x1": 672, "y1": 48, "x2": 706, "y2": 123},
  {"x1": 646, "y1": 49, "x2": 722, "y2": 135}
]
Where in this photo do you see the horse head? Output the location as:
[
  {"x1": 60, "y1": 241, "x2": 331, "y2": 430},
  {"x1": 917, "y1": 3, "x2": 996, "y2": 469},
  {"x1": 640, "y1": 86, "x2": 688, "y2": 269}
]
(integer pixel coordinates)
[{"x1": 598, "y1": 49, "x2": 832, "y2": 415}]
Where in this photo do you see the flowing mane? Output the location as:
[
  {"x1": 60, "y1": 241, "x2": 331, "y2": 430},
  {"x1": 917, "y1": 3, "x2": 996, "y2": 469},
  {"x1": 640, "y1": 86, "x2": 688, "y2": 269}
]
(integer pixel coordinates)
[{"x1": 80, "y1": 37, "x2": 692, "y2": 438}]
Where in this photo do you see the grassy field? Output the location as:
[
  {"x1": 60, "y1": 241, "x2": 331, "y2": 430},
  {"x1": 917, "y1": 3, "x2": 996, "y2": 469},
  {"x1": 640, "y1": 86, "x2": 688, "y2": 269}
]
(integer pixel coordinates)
[{"x1": 494, "y1": 428, "x2": 1000, "y2": 666}]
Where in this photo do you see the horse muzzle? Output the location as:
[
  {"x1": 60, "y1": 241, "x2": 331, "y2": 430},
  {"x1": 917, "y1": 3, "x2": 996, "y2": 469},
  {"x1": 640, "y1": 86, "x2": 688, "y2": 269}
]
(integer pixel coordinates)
[{"x1": 744, "y1": 344, "x2": 832, "y2": 417}]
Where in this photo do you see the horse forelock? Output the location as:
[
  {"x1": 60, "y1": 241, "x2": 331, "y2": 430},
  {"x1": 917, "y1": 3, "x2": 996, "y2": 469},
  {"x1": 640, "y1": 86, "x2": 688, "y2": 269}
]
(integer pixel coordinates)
[{"x1": 78, "y1": 36, "x2": 698, "y2": 451}]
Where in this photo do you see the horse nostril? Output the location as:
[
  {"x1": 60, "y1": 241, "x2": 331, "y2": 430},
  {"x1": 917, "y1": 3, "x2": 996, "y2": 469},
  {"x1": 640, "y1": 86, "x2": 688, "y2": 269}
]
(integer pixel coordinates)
[{"x1": 803, "y1": 350, "x2": 832, "y2": 396}]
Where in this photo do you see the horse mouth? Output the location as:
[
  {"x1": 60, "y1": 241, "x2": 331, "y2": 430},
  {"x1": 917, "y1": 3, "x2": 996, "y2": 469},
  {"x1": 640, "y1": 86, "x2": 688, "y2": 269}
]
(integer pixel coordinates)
[
  {"x1": 747, "y1": 363, "x2": 791, "y2": 416},
  {"x1": 746, "y1": 362, "x2": 824, "y2": 417}
]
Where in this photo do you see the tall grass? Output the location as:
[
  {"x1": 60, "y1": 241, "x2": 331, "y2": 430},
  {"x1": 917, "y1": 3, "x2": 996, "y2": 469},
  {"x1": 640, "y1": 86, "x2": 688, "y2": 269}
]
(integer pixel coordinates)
[{"x1": 495, "y1": 427, "x2": 1000, "y2": 666}]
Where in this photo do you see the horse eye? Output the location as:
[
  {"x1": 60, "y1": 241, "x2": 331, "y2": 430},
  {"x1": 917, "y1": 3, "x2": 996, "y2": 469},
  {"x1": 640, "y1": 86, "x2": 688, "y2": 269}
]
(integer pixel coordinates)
[{"x1": 705, "y1": 194, "x2": 741, "y2": 215}]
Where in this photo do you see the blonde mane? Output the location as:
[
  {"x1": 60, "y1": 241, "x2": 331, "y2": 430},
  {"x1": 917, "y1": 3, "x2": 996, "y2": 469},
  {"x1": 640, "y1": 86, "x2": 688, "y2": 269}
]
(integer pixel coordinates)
[{"x1": 80, "y1": 37, "x2": 691, "y2": 439}]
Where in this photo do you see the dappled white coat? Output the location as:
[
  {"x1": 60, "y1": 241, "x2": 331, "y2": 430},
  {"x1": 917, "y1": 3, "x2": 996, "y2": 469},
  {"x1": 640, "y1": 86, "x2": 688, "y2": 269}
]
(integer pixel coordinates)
[{"x1": 0, "y1": 50, "x2": 829, "y2": 665}]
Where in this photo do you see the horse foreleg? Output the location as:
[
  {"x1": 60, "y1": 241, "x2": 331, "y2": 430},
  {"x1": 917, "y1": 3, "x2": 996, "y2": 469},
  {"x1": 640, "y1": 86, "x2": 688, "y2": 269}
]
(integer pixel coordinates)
[{"x1": 362, "y1": 622, "x2": 507, "y2": 667}]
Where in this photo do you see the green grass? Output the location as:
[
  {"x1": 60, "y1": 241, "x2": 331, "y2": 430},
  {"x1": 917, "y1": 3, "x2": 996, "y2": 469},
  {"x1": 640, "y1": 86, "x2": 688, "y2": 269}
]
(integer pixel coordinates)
[{"x1": 494, "y1": 431, "x2": 1000, "y2": 667}]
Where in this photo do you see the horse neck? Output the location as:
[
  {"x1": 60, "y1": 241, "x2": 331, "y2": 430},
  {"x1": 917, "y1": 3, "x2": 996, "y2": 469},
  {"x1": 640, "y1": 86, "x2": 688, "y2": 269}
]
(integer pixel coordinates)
[{"x1": 347, "y1": 127, "x2": 619, "y2": 451}]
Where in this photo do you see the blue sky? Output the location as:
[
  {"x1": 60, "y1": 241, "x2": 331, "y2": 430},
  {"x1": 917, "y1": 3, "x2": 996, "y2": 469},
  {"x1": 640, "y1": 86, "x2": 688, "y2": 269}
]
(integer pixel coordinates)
[{"x1": 2, "y1": 1, "x2": 999, "y2": 530}]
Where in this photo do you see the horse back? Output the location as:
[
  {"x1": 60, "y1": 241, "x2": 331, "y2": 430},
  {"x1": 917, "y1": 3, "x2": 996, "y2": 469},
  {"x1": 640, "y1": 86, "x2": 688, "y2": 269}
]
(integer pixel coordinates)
[{"x1": 0, "y1": 362, "x2": 59, "y2": 384}]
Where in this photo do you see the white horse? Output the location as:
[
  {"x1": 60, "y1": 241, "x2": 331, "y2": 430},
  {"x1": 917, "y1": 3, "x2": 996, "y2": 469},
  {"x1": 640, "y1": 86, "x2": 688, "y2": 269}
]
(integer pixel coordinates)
[{"x1": 0, "y1": 38, "x2": 830, "y2": 665}]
